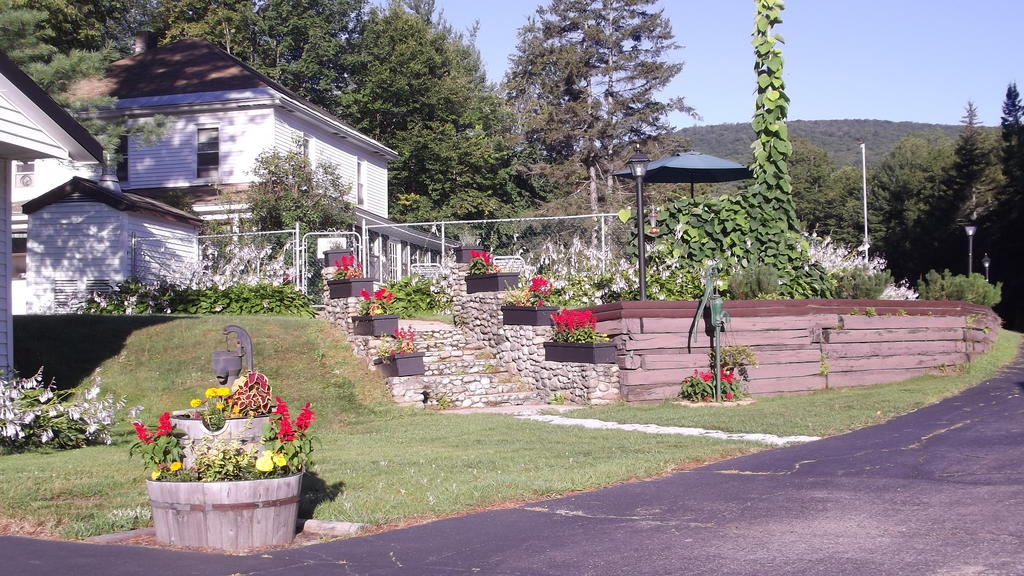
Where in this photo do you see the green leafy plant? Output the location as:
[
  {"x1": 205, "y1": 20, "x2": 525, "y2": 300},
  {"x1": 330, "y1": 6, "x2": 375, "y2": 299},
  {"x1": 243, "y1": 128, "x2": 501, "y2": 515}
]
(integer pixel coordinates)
[
  {"x1": 550, "y1": 309, "x2": 608, "y2": 343},
  {"x1": 917, "y1": 269, "x2": 1002, "y2": 307},
  {"x1": 503, "y1": 276, "x2": 554, "y2": 307},
  {"x1": 383, "y1": 276, "x2": 446, "y2": 316},
  {"x1": 678, "y1": 369, "x2": 743, "y2": 402},
  {"x1": 833, "y1": 267, "x2": 892, "y2": 299},
  {"x1": 548, "y1": 392, "x2": 566, "y2": 405},
  {"x1": 715, "y1": 345, "x2": 759, "y2": 382},
  {"x1": 82, "y1": 280, "x2": 315, "y2": 317},
  {"x1": 865, "y1": 307, "x2": 877, "y2": 318},
  {"x1": 727, "y1": 263, "x2": 780, "y2": 300},
  {"x1": 1, "y1": 370, "x2": 127, "y2": 452}
]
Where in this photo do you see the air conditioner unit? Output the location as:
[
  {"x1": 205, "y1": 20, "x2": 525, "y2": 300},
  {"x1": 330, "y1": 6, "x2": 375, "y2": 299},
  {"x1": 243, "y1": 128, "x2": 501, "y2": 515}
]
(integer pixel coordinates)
[{"x1": 16, "y1": 174, "x2": 33, "y2": 188}]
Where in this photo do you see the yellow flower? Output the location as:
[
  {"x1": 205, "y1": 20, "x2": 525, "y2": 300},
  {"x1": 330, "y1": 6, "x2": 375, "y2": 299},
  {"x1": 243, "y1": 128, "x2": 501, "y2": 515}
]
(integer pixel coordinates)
[
  {"x1": 189, "y1": 398, "x2": 202, "y2": 408},
  {"x1": 215, "y1": 402, "x2": 224, "y2": 410},
  {"x1": 169, "y1": 461, "x2": 182, "y2": 472},
  {"x1": 151, "y1": 469, "x2": 161, "y2": 480},
  {"x1": 204, "y1": 387, "x2": 218, "y2": 398},
  {"x1": 272, "y1": 453, "x2": 287, "y2": 467},
  {"x1": 255, "y1": 452, "x2": 274, "y2": 472},
  {"x1": 217, "y1": 387, "x2": 231, "y2": 397}
]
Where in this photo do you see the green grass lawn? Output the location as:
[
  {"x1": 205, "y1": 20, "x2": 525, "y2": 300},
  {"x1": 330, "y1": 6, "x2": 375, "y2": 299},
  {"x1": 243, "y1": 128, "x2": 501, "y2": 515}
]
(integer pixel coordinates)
[{"x1": 1, "y1": 315, "x2": 1018, "y2": 539}]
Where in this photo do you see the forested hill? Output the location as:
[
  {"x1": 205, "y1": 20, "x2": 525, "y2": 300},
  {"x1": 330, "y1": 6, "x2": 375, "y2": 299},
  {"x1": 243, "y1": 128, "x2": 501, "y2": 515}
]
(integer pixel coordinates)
[{"x1": 678, "y1": 119, "x2": 963, "y2": 167}]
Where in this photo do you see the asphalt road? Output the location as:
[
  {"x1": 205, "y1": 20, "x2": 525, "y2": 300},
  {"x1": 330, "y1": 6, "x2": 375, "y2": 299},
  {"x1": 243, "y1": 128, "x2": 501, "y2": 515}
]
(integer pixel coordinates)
[{"x1": 7, "y1": 355, "x2": 1024, "y2": 575}]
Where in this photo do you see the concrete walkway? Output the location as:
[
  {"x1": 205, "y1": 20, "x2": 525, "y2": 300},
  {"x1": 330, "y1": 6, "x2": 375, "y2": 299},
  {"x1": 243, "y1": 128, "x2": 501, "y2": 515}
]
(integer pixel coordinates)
[
  {"x1": 516, "y1": 413, "x2": 820, "y2": 446},
  {"x1": 6, "y1": 354, "x2": 1024, "y2": 575}
]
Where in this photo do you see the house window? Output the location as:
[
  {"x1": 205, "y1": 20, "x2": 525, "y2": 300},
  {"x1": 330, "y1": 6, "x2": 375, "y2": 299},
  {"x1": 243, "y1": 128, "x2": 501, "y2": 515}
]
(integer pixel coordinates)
[
  {"x1": 14, "y1": 161, "x2": 34, "y2": 188},
  {"x1": 197, "y1": 127, "x2": 219, "y2": 179},
  {"x1": 356, "y1": 159, "x2": 365, "y2": 206},
  {"x1": 116, "y1": 135, "x2": 129, "y2": 181}
]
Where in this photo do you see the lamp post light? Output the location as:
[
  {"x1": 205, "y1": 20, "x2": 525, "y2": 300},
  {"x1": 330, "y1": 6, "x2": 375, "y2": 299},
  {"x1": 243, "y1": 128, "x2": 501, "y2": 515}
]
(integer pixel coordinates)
[
  {"x1": 627, "y1": 147, "x2": 651, "y2": 301},
  {"x1": 964, "y1": 224, "x2": 977, "y2": 276},
  {"x1": 859, "y1": 140, "x2": 870, "y2": 261},
  {"x1": 982, "y1": 253, "x2": 991, "y2": 282}
]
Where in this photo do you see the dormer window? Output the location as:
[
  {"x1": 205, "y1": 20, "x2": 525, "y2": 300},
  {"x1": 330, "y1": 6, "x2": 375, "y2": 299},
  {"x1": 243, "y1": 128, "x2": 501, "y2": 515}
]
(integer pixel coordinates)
[{"x1": 197, "y1": 126, "x2": 219, "y2": 179}]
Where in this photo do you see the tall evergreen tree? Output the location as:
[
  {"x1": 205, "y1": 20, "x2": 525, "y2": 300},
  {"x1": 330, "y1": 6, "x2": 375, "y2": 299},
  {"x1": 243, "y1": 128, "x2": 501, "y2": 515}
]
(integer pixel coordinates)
[
  {"x1": 998, "y1": 83, "x2": 1024, "y2": 201},
  {"x1": 504, "y1": 0, "x2": 690, "y2": 214},
  {"x1": 870, "y1": 133, "x2": 955, "y2": 280}
]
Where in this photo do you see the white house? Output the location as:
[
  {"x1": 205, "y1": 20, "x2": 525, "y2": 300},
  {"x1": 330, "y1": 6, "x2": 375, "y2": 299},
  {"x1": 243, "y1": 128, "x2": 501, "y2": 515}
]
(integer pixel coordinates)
[
  {"x1": 22, "y1": 176, "x2": 203, "y2": 312},
  {"x1": 0, "y1": 50, "x2": 103, "y2": 370},
  {"x1": 14, "y1": 37, "x2": 445, "y2": 291}
]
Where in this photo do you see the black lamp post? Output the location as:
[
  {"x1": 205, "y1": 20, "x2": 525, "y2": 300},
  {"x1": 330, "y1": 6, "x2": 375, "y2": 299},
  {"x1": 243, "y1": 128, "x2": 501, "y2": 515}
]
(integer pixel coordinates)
[
  {"x1": 964, "y1": 224, "x2": 977, "y2": 276},
  {"x1": 982, "y1": 253, "x2": 991, "y2": 282},
  {"x1": 627, "y1": 148, "x2": 651, "y2": 300}
]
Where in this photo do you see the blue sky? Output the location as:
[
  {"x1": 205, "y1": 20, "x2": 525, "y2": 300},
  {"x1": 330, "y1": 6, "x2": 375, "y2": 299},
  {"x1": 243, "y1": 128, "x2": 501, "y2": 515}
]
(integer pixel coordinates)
[{"x1": 423, "y1": 0, "x2": 1022, "y2": 129}]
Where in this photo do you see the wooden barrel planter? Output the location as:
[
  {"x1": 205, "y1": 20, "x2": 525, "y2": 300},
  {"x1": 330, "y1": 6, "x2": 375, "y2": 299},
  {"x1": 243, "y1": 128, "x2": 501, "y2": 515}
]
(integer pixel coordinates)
[{"x1": 147, "y1": 472, "x2": 303, "y2": 550}]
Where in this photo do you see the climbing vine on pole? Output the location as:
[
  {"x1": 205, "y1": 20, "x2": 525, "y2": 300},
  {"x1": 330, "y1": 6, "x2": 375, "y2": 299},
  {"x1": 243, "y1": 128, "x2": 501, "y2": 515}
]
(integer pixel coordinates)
[{"x1": 750, "y1": 0, "x2": 798, "y2": 234}]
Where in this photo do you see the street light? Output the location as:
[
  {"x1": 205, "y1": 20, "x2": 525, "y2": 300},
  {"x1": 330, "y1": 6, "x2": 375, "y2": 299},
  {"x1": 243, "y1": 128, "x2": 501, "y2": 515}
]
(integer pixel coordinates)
[
  {"x1": 982, "y1": 253, "x2": 991, "y2": 282},
  {"x1": 626, "y1": 147, "x2": 651, "y2": 301},
  {"x1": 964, "y1": 224, "x2": 977, "y2": 276},
  {"x1": 859, "y1": 140, "x2": 870, "y2": 261}
]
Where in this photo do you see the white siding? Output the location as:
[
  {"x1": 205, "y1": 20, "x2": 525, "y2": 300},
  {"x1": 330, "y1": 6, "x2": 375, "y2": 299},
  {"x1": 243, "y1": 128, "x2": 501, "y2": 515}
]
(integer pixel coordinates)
[
  {"x1": 25, "y1": 202, "x2": 125, "y2": 312},
  {"x1": 364, "y1": 158, "x2": 388, "y2": 217},
  {"x1": 274, "y1": 113, "x2": 390, "y2": 216},
  {"x1": 125, "y1": 216, "x2": 199, "y2": 285},
  {"x1": 0, "y1": 92, "x2": 65, "y2": 160},
  {"x1": 128, "y1": 108, "x2": 276, "y2": 189},
  {"x1": 0, "y1": 161, "x2": 10, "y2": 369}
]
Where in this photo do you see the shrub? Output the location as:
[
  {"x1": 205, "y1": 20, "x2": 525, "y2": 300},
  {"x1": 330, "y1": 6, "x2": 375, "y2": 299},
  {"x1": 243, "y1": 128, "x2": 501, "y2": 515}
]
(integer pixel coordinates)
[
  {"x1": 727, "y1": 263, "x2": 780, "y2": 300},
  {"x1": 834, "y1": 267, "x2": 893, "y2": 299},
  {"x1": 917, "y1": 270, "x2": 1002, "y2": 307},
  {"x1": 82, "y1": 280, "x2": 315, "y2": 317},
  {"x1": 384, "y1": 276, "x2": 448, "y2": 316},
  {"x1": 1, "y1": 371, "x2": 130, "y2": 452}
]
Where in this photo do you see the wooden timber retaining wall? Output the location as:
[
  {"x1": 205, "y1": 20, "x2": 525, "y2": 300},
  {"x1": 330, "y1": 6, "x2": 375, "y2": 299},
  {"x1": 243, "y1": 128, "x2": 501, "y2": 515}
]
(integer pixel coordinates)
[{"x1": 590, "y1": 299, "x2": 1001, "y2": 403}]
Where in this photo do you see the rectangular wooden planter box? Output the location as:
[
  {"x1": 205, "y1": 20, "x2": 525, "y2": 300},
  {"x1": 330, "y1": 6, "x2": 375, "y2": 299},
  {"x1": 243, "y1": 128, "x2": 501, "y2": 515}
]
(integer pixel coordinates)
[
  {"x1": 502, "y1": 305, "x2": 560, "y2": 326},
  {"x1": 323, "y1": 248, "x2": 355, "y2": 267},
  {"x1": 544, "y1": 341, "x2": 617, "y2": 364},
  {"x1": 454, "y1": 245, "x2": 484, "y2": 263},
  {"x1": 351, "y1": 314, "x2": 399, "y2": 336},
  {"x1": 326, "y1": 278, "x2": 374, "y2": 299},
  {"x1": 376, "y1": 352, "x2": 426, "y2": 377},
  {"x1": 466, "y1": 272, "x2": 520, "y2": 294}
]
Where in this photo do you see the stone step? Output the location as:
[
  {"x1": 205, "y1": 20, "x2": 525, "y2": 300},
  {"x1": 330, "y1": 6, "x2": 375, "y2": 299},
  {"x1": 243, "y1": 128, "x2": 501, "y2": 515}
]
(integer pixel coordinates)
[
  {"x1": 422, "y1": 357, "x2": 506, "y2": 374},
  {"x1": 437, "y1": 390, "x2": 541, "y2": 409}
]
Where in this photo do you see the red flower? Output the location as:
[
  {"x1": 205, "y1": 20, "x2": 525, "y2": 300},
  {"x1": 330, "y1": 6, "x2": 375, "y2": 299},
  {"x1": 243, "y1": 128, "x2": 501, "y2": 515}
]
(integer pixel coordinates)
[
  {"x1": 725, "y1": 392, "x2": 734, "y2": 400},
  {"x1": 156, "y1": 412, "x2": 173, "y2": 436},
  {"x1": 132, "y1": 421, "x2": 153, "y2": 444},
  {"x1": 295, "y1": 402, "x2": 316, "y2": 432},
  {"x1": 274, "y1": 397, "x2": 296, "y2": 442},
  {"x1": 359, "y1": 289, "x2": 371, "y2": 300}
]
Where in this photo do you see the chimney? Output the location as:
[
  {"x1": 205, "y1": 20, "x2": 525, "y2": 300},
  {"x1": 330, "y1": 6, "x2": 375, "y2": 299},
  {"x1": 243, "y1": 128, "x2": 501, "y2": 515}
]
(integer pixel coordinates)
[
  {"x1": 133, "y1": 31, "x2": 156, "y2": 55},
  {"x1": 98, "y1": 162, "x2": 123, "y2": 194}
]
